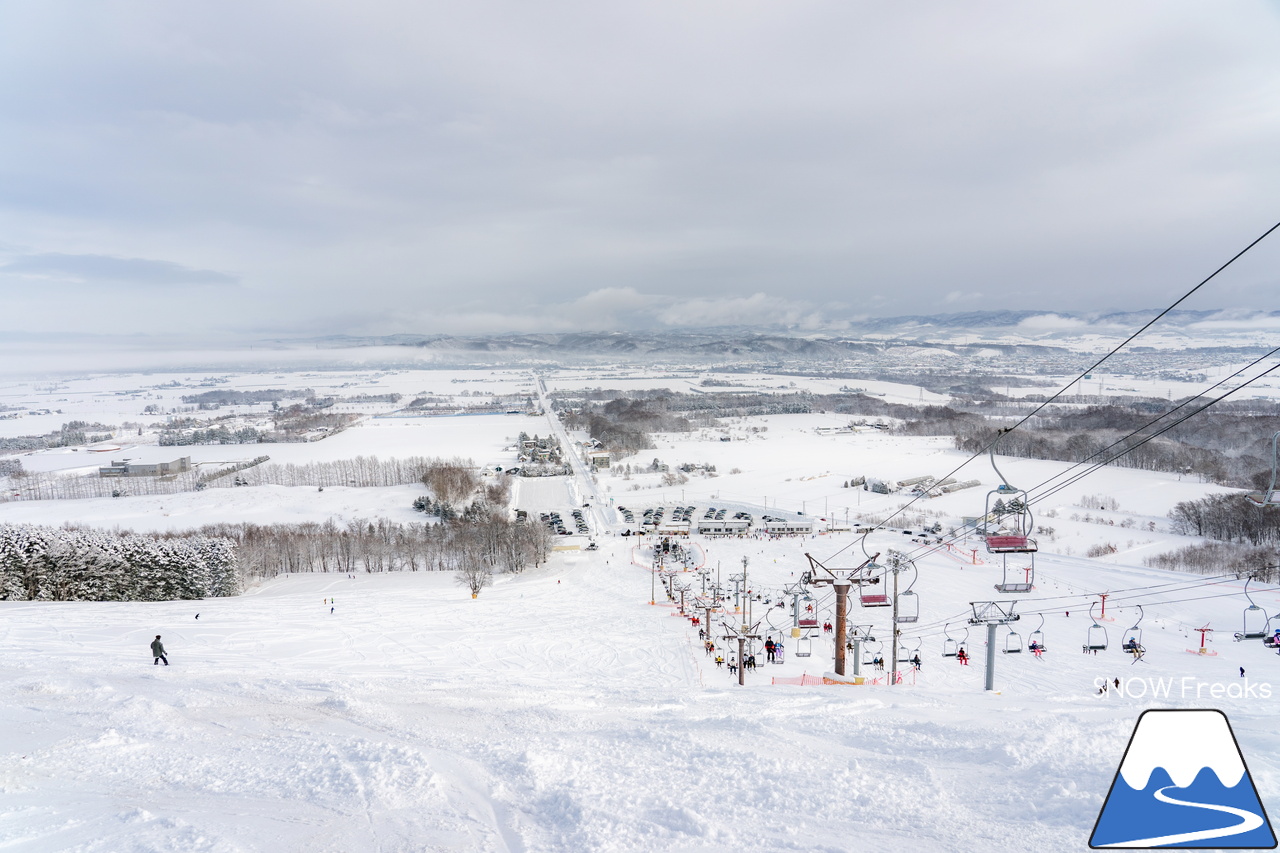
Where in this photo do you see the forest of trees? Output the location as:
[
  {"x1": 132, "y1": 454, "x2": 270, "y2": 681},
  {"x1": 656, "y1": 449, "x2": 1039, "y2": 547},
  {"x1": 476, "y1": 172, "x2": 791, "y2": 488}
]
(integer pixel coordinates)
[
  {"x1": 179, "y1": 388, "x2": 303, "y2": 406},
  {"x1": 1, "y1": 455, "x2": 452, "y2": 502},
  {"x1": 0, "y1": 510, "x2": 548, "y2": 600},
  {"x1": 953, "y1": 404, "x2": 1280, "y2": 488},
  {"x1": 0, "y1": 421, "x2": 117, "y2": 452},
  {"x1": 0, "y1": 524, "x2": 239, "y2": 602},
  {"x1": 0, "y1": 444, "x2": 543, "y2": 600},
  {"x1": 1144, "y1": 541, "x2": 1278, "y2": 582},
  {"x1": 1167, "y1": 494, "x2": 1280, "y2": 546},
  {"x1": 192, "y1": 515, "x2": 550, "y2": 579}
]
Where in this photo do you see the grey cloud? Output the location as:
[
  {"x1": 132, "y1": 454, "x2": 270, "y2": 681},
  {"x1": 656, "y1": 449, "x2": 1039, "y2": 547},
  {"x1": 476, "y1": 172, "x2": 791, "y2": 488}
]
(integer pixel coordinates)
[
  {"x1": 0, "y1": 253, "x2": 238, "y2": 286},
  {"x1": 1, "y1": 1, "x2": 1279, "y2": 337}
]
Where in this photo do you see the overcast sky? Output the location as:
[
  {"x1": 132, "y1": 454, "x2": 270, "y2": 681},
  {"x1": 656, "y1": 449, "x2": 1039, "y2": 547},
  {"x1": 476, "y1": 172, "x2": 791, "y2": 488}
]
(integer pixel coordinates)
[{"x1": 2, "y1": 1, "x2": 1279, "y2": 340}]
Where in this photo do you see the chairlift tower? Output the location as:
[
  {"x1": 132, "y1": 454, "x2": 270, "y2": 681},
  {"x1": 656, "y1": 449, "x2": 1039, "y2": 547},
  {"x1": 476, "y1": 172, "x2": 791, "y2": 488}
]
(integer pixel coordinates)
[
  {"x1": 661, "y1": 570, "x2": 677, "y2": 604},
  {"x1": 729, "y1": 571, "x2": 746, "y2": 615},
  {"x1": 969, "y1": 601, "x2": 1021, "y2": 691},
  {"x1": 882, "y1": 550, "x2": 920, "y2": 685},
  {"x1": 846, "y1": 624, "x2": 876, "y2": 678},
  {"x1": 783, "y1": 580, "x2": 808, "y2": 639},
  {"x1": 672, "y1": 580, "x2": 691, "y2": 616},
  {"x1": 698, "y1": 596, "x2": 719, "y2": 644},
  {"x1": 720, "y1": 618, "x2": 763, "y2": 686},
  {"x1": 804, "y1": 551, "x2": 880, "y2": 677}
]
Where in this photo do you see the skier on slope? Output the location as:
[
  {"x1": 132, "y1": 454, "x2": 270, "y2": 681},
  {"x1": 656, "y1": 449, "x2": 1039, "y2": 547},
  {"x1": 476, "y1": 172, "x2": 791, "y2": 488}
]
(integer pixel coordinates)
[{"x1": 151, "y1": 635, "x2": 169, "y2": 666}]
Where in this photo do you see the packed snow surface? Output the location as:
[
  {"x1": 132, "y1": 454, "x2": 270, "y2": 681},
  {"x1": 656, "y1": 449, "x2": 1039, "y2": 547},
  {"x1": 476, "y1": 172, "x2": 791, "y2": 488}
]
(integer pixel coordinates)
[{"x1": 4, "y1": 530, "x2": 1279, "y2": 852}]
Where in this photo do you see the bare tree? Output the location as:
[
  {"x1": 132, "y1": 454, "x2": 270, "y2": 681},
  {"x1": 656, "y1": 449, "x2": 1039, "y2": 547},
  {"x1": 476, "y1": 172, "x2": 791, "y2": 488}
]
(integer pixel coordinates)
[{"x1": 456, "y1": 564, "x2": 493, "y2": 598}]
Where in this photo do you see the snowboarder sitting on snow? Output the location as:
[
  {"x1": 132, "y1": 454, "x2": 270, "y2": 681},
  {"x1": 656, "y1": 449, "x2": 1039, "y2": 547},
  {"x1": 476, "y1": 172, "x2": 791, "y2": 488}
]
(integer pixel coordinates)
[{"x1": 151, "y1": 635, "x2": 168, "y2": 666}]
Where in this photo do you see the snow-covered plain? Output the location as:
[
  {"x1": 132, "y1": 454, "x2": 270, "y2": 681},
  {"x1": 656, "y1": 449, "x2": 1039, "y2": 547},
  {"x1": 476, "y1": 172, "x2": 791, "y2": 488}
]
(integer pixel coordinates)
[{"x1": 3, "y1": 364, "x2": 1279, "y2": 852}]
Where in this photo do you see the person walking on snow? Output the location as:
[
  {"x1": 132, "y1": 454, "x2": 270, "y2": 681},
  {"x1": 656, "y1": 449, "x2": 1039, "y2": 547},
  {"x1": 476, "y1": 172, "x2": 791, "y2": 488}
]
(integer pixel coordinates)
[{"x1": 151, "y1": 635, "x2": 168, "y2": 666}]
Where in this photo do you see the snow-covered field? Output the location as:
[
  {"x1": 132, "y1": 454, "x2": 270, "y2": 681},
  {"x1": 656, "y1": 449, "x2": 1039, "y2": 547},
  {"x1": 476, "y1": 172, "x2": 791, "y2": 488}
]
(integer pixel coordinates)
[
  {"x1": 2, "y1": 363, "x2": 1278, "y2": 851},
  {"x1": 4, "y1": 534, "x2": 1280, "y2": 852}
]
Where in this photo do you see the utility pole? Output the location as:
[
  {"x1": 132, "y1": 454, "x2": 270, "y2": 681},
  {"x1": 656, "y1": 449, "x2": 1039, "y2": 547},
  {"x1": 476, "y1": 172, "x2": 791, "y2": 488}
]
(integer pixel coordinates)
[{"x1": 805, "y1": 552, "x2": 880, "y2": 677}]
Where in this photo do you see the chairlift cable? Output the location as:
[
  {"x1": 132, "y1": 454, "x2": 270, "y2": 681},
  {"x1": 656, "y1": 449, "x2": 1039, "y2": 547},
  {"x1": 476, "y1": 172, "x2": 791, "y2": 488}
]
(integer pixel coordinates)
[
  {"x1": 890, "y1": 353, "x2": 1280, "y2": 566},
  {"x1": 1025, "y1": 354, "x2": 1280, "y2": 509},
  {"x1": 819, "y1": 219, "x2": 1280, "y2": 564},
  {"x1": 889, "y1": 352, "x2": 1279, "y2": 566},
  {"x1": 1016, "y1": 347, "x2": 1280, "y2": 508}
]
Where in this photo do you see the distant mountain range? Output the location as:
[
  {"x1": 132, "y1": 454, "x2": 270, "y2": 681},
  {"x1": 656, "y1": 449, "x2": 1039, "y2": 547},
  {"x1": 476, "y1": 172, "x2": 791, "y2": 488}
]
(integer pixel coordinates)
[{"x1": 290, "y1": 309, "x2": 1278, "y2": 359}]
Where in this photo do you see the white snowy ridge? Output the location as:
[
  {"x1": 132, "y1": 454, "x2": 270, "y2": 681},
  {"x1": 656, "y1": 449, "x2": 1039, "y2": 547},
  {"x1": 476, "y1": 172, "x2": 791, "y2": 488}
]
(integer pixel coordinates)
[{"x1": 1118, "y1": 710, "x2": 1246, "y2": 790}]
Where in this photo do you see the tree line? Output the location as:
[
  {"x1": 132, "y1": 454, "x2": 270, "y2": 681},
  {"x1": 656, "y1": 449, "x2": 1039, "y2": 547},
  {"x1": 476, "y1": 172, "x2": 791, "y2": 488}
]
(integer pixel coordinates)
[
  {"x1": 1167, "y1": 494, "x2": 1280, "y2": 546},
  {"x1": 0, "y1": 524, "x2": 239, "y2": 602},
  {"x1": 1, "y1": 454, "x2": 464, "y2": 502},
  {"x1": 193, "y1": 515, "x2": 550, "y2": 579}
]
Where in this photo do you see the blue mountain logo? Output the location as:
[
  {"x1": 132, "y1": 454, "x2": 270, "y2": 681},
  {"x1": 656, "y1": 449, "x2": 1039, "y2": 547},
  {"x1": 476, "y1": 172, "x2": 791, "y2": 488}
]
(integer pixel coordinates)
[{"x1": 1091, "y1": 709, "x2": 1276, "y2": 849}]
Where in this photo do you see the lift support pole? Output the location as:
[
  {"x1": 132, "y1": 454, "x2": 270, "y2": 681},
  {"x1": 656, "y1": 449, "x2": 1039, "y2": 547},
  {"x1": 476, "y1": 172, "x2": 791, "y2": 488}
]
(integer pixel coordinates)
[
  {"x1": 805, "y1": 552, "x2": 879, "y2": 678},
  {"x1": 969, "y1": 601, "x2": 1020, "y2": 692},
  {"x1": 985, "y1": 622, "x2": 998, "y2": 692}
]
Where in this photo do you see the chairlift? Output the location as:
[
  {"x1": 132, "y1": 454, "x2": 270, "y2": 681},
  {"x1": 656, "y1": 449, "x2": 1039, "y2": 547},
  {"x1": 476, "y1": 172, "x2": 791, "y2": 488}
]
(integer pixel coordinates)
[
  {"x1": 1264, "y1": 613, "x2": 1280, "y2": 648},
  {"x1": 860, "y1": 563, "x2": 891, "y2": 607},
  {"x1": 942, "y1": 623, "x2": 964, "y2": 657},
  {"x1": 981, "y1": 445, "x2": 1038, "y2": 554},
  {"x1": 1085, "y1": 601, "x2": 1109, "y2": 651},
  {"x1": 942, "y1": 623, "x2": 969, "y2": 657},
  {"x1": 1244, "y1": 431, "x2": 1280, "y2": 507},
  {"x1": 1028, "y1": 614, "x2": 1047, "y2": 653},
  {"x1": 994, "y1": 555, "x2": 1034, "y2": 593},
  {"x1": 1123, "y1": 605, "x2": 1146, "y2": 656},
  {"x1": 895, "y1": 637, "x2": 922, "y2": 665},
  {"x1": 863, "y1": 638, "x2": 883, "y2": 667},
  {"x1": 1239, "y1": 577, "x2": 1268, "y2": 640},
  {"x1": 1002, "y1": 628, "x2": 1023, "y2": 654},
  {"x1": 896, "y1": 563, "x2": 920, "y2": 624},
  {"x1": 798, "y1": 592, "x2": 820, "y2": 629},
  {"x1": 795, "y1": 632, "x2": 813, "y2": 658}
]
